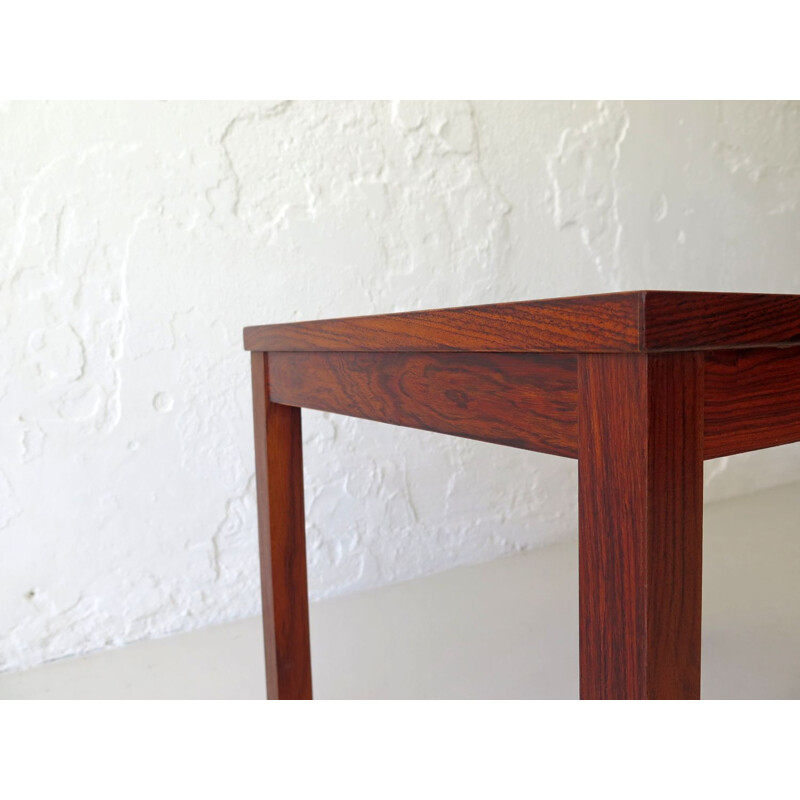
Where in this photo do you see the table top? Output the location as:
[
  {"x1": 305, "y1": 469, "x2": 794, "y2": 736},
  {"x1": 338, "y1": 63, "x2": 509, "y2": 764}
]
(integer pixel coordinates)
[{"x1": 243, "y1": 290, "x2": 800, "y2": 354}]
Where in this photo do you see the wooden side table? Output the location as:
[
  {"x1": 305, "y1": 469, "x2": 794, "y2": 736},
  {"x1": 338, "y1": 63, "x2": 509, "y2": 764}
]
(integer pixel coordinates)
[{"x1": 244, "y1": 290, "x2": 800, "y2": 700}]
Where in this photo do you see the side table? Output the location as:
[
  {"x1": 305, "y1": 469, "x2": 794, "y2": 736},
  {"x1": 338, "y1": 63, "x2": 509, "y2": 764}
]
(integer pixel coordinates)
[{"x1": 244, "y1": 290, "x2": 800, "y2": 699}]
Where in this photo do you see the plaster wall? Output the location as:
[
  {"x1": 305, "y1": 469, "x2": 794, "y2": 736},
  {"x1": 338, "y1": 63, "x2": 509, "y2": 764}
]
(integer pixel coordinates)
[{"x1": 2, "y1": 100, "x2": 800, "y2": 671}]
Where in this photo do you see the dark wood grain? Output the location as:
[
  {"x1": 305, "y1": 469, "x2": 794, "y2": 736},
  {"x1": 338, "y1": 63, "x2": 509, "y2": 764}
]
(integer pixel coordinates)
[
  {"x1": 251, "y1": 351, "x2": 312, "y2": 700},
  {"x1": 268, "y1": 351, "x2": 579, "y2": 459},
  {"x1": 245, "y1": 291, "x2": 800, "y2": 354},
  {"x1": 578, "y1": 352, "x2": 704, "y2": 699},
  {"x1": 245, "y1": 289, "x2": 800, "y2": 700},
  {"x1": 704, "y1": 345, "x2": 800, "y2": 458},
  {"x1": 245, "y1": 292, "x2": 641, "y2": 353},
  {"x1": 643, "y1": 291, "x2": 800, "y2": 351}
]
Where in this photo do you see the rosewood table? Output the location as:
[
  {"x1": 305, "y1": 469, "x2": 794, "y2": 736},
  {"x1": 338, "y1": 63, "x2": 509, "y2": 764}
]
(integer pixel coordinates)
[{"x1": 244, "y1": 290, "x2": 800, "y2": 700}]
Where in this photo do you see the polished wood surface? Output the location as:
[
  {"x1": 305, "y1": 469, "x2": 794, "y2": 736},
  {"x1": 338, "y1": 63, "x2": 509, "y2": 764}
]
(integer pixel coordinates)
[
  {"x1": 578, "y1": 353, "x2": 704, "y2": 699},
  {"x1": 246, "y1": 292, "x2": 640, "y2": 353},
  {"x1": 269, "y1": 351, "x2": 578, "y2": 459},
  {"x1": 643, "y1": 291, "x2": 800, "y2": 351},
  {"x1": 704, "y1": 345, "x2": 800, "y2": 458},
  {"x1": 250, "y1": 352, "x2": 312, "y2": 700},
  {"x1": 246, "y1": 290, "x2": 800, "y2": 700},
  {"x1": 245, "y1": 290, "x2": 800, "y2": 354}
]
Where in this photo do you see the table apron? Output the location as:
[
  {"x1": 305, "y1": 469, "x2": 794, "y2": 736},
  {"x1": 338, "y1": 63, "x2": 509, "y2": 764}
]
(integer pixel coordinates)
[
  {"x1": 267, "y1": 350, "x2": 579, "y2": 459},
  {"x1": 262, "y1": 346, "x2": 800, "y2": 462}
]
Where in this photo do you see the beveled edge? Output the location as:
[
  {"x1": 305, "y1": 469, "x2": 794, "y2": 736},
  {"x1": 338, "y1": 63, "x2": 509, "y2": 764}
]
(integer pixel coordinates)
[
  {"x1": 244, "y1": 291, "x2": 642, "y2": 353},
  {"x1": 244, "y1": 290, "x2": 800, "y2": 353},
  {"x1": 641, "y1": 290, "x2": 800, "y2": 351}
]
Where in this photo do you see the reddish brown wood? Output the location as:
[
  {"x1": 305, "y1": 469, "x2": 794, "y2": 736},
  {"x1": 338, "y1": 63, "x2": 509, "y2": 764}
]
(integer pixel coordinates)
[
  {"x1": 246, "y1": 290, "x2": 800, "y2": 700},
  {"x1": 578, "y1": 353, "x2": 704, "y2": 700},
  {"x1": 705, "y1": 345, "x2": 800, "y2": 458},
  {"x1": 643, "y1": 291, "x2": 800, "y2": 352},
  {"x1": 268, "y1": 351, "x2": 579, "y2": 459},
  {"x1": 251, "y1": 351, "x2": 312, "y2": 700},
  {"x1": 245, "y1": 292, "x2": 641, "y2": 353},
  {"x1": 244, "y1": 291, "x2": 800, "y2": 354}
]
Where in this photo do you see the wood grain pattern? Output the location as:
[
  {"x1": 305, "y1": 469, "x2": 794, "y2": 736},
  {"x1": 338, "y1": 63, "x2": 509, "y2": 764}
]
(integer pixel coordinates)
[
  {"x1": 244, "y1": 291, "x2": 800, "y2": 354},
  {"x1": 704, "y1": 345, "x2": 800, "y2": 458},
  {"x1": 268, "y1": 351, "x2": 579, "y2": 459},
  {"x1": 245, "y1": 292, "x2": 641, "y2": 353},
  {"x1": 251, "y1": 351, "x2": 312, "y2": 700},
  {"x1": 578, "y1": 353, "x2": 704, "y2": 700},
  {"x1": 643, "y1": 291, "x2": 800, "y2": 351},
  {"x1": 245, "y1": 290, "x2": 800, "y2": 700}
]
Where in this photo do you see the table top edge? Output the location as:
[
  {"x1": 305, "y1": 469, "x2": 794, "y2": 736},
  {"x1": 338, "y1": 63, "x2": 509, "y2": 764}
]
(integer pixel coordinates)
[{"x1": 243, "y1": 290, "x2": 800, "y2": 353}]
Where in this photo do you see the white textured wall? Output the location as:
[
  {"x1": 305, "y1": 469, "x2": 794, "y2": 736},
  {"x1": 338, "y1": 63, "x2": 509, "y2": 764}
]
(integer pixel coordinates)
[{"x1": 3, "y1": 100, "x2": 800, "y2": 673}]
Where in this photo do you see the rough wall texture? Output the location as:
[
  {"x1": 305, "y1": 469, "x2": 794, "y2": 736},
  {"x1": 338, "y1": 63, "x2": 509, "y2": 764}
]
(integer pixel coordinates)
[{"x1": 2, "y1": 100, "x2": 800, "y2": 672}]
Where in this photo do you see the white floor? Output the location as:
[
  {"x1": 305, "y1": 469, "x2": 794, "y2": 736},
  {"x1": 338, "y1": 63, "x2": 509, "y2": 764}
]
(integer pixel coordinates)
[{"x1": 3, "y1": 481, "x2": 800, "y2": 699}]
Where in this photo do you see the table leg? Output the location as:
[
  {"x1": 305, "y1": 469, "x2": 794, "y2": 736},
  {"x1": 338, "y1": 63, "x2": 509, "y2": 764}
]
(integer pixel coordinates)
[
  {"x1": 250, "y1": 351, "x2": 312, "y2": 699},
  {"x1": 577, "y1": 352, "x2": 704, "y2": 699}
]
